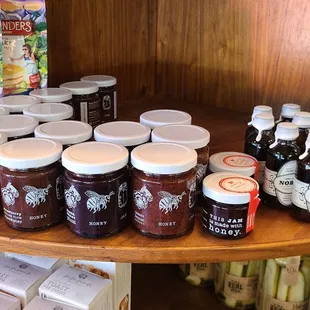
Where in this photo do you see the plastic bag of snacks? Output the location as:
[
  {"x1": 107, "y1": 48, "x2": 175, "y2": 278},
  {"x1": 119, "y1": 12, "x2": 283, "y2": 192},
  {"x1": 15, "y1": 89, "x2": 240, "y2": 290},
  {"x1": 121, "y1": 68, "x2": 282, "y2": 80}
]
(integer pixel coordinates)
[
  {"x1": 215, "y1": 261, "x2": 259, "y2": 309},
  {"x1": 1, "y1": 0, "x2": 47, "y2": 96},
  {"x1": 179, "y1": 263, "x2": 215, "y2": 287},
  {"x1": 256, "y1": 257, "x2": 310, "y2": 310}
]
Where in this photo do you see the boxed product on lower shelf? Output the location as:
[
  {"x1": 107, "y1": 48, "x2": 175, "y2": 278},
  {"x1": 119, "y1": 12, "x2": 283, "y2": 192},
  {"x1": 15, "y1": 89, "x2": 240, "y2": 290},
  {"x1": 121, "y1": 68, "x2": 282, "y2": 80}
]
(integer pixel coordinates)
[
  {"x1": 24, "y1": 296, "x2": 80, "y2": 310},
  {"x1": 39, "y1": 264, "x2": 113, "y2": 310},
  {"x1": 0, "y1": 292, "x2": 21, "y2": 310},
  {"x1": 0, "y1": 256, "x2": 52, "y2": 307},
  {"x1": 69, "y1": 260, "x2": 131, "y2": 310}
]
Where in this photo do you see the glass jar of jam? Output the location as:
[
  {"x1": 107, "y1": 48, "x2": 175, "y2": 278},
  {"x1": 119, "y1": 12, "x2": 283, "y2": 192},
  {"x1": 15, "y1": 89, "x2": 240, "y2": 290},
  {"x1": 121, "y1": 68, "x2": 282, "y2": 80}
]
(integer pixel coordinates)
[
  {"x1": 81, "y1": 75, "x2": 117, "y2": 122},
  {"x1": 0, "y1": 95, "x2": 40, "y2": 114},
  {"x1": 276, "y1": 103, "x2": 301, "y2": 124},
  {"x1": 62, "y1": 142, "x2": 129, "y2": 238},
  {"x1": 0, "y1": 138, "x2": 63, "y2": 231},
  {"x1": 202, "y1": 172, "x2": 260, "y2": 239},
  {"x1": 34, "y1": 121, "x2": 92, "y2": 149},
  {"x1": 291, "y1": 134, "x2": 310, "y2": 222},
  {"x1": 140, "y1": 109, "x2": 192, "y2": 130},
  {"x1": 244, "y1": 113, "x2": 275, "y2": 186},
  {"x1": 23, "y1": 103, "x2": 73, "y2": 124},
  {"x1": 151, "y1": 124, "x2": 210, "y2": 206},
  {"x1": 60, "y1": 81, "x2": 100, "y2": 128},
  {"x1": 245, "y1": 105, "x2": 273, "y2": 140},
  {"x1": 131, "y1": 143, "x2": 197, "y2": 238},
  {"x1": 0, "y1": 106, "x2": 9, "y2": 116},
  {"x1": 292, "y1": 111, "x2": 310, "y2": 153},
  {"x1": 262, "y1": 123, "x2": 300, "y2": 209},
  {"x1": 0, "y1": 115, "x2": 38, "y2": 141}
]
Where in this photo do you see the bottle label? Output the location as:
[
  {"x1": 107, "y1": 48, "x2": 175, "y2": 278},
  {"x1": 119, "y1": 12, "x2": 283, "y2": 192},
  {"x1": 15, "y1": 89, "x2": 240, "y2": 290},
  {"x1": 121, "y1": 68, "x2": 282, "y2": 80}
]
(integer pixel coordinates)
[
  {"x1": 258, "y1": 161, "x2": 266, "y2": 184},
  {"x1": 266, "y1": 296, "x2": 308, "y2": 310},
  {"x1": 291, "y1": 178, "x2": 310, "y2": 212}
]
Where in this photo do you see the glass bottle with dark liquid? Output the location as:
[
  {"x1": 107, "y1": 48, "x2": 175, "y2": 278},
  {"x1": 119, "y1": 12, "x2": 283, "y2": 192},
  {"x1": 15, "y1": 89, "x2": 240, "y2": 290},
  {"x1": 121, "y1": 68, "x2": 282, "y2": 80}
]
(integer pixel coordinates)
[
  {"x1": 244, "y1": 113, "x2": 275, "y2": 187},
  {"x1": 292, "y1": 111, "x2": 310, "y2": 154},
  {"x1": 245, "y1": 105, "x2": 273, "y2": 140},
  {"x1": 262, "y1": 123, "x2": 300, "y2": 209},
  {"x1": 275, "y1": 103, "x2": 301, "y2": 125},
  {"x1": 291, "y1": 133, "x2": 310, "y2": 222}
]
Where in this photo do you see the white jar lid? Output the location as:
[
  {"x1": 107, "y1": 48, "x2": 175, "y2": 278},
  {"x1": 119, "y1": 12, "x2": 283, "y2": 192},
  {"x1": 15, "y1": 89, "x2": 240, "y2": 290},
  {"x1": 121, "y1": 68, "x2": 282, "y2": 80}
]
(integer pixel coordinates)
[
  {"x1": 81, "y1": 75, "x2": 117, "y2": 87},
  {"x1": 0, "y1": 95, "x2": 40, "y2": 113},
  {"x1": 152, "y1": 124, "x2": 210, "y2": 149},
  {"x1": 281, "y1": 103, "x2": 301, "y2": 118},
  {"x1": 203, "y1": 172, "x2": 259, "y2": 204},
  {"x1": 35, "y1": 121, "x2": 92, "y2": 145},
  {"x1": 140, "y1": 109, "x2": 192, "y2": 129},
  {"x1": 292, "y1": 111, "x2": 310, "y2": 129},
  {"x1": 209, "y1": 152, "x2": 258, "y2": 176},
  {"x1": 94, "y1": 121, "x2": 150, "y2": 146},
  {"x1": 0, "y1": 133, "x2": 7, "y2": 145},
  {"x1": 23, "y1": 103, "x2": 73, "y2": 122},
  {"x1": 131, "y1": 143, "x2": 197, "y2": 174},
  {"x1": 248, "y1": 105, "x2": 273, "y2": 125},
  {"x1": 0, "y1": 106, "x2": 9, "y2": 116},
  {"x1": 60, "y1": 81, "x2": 99, "y2": 95},
  {"x1": 0, "y1": 115, "x2": 38, "y2": 138},
  {"x1": 62, "y1": 142, "x2": 128, "y2": 175},
  {"x1": 0, "y1": 138, "x2": 62, "y2": 169},
  {"x1": 30, "y1": 88, "x2": 73, "y2": 103}
]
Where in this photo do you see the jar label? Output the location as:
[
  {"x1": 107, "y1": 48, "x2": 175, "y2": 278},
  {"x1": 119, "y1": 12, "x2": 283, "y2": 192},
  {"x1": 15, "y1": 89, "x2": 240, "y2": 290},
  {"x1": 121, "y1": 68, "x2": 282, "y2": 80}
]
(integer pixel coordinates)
[
  {"x1": 133, "y1": 185, "x2": 153, "y2": 210},
  {"x1": 85, "y1": 190, "x2": 115, "y2": 213},
  {"x1": 258, "y1": 161, "x2": 266, "y2": 184},
  {"x1": 196, "y1": 163, "x2": 208, "y2": 184},
  {"x1": 223, "y1": 155, "x2": 257, "y2": 168},
  {"x1": 80, "y1": 99, "x2": 101, "y2": 128},
  {"x1": 190, "y1": 263, "x2": 215, "y2": 280},
  {"x1": 1, "y1": 182, "x2": 20, "y2": 206},
  {"x1": 266, "y1": 296, "x2": 308, "y2": 310},
  {"x1": 100, "y1": 91, "x2": 117, "y2": 121},
  {"x1": 23, "y1": 184, "x2": 52, "y2": 207},
  {"x1": 282, "y1": 256, "x2": 301, "y2": 286},
  {"x1": 292, "y1": 178, "x2": 310, "y2": 212}
]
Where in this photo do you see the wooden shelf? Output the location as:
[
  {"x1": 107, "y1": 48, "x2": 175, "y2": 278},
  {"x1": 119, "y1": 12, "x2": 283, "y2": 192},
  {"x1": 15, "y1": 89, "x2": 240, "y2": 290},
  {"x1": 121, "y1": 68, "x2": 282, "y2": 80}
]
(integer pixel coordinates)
[{"x1": 0, "y1": 97, "x2": 309, "y2": 263}]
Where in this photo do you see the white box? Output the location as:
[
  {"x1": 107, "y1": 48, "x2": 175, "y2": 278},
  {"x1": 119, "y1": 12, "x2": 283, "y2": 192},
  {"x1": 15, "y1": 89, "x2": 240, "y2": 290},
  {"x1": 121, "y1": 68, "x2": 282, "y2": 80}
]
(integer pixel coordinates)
[
  {"x1": 0, "y1": 257, "x2": 52, "y2": 307},
  {"x1": 24, "y1": 296, "x2": 80, "y2": 310},
  {"x1": 39, "y1": 264, "x2": 113, "y2": 310},
  {"x1": 5, "y1": 253, "x2": 67, "y2": 272},
  {"x1": 0, "y1": 292, "x2": 21, "y2": 310},
  {"x1": 69, "y1": 260, "x2": 131, "y2": 310}
]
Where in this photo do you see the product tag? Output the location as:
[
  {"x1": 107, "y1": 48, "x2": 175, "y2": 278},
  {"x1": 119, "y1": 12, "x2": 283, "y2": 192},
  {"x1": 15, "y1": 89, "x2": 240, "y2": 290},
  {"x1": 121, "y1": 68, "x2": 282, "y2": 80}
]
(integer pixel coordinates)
[
  {"x1": 246, "y1": 189, "x2": 260, "y2": 233},
  {"x1": 267, "y1": 296, "x2": 308, "y2": 310},
  {"x1": 283, "y1": 256, "x2": 301, "y2": 286}
]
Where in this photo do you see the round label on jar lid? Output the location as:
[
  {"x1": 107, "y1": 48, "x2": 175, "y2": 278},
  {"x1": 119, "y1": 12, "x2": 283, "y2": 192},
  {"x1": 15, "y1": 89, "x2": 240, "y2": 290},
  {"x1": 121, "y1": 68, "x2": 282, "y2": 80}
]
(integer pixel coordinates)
[
  {"x1": 0, "y1": 138, "x2": 62, "y2": 169},
  {"x1": 152, "y1": 124, "x2": 210, "y2": 149},
  {"x1": 140, "y1": 109, "x2": 192, "y2": 129},
  {"x1": 94, "y1": 121, "x2": 150, "y2": 146},
  {"x1": 0, "y1": 95, "x2": 40, "y2": 113},
  {"x1": 131, "y1": 143, "x2": 197, "y2": 174},
  {"x1": 81, "y1": 75, "x2": 117, "y2": 87},
  {"x1": 0, "y1": 115, "x2": 39, "y2": 138},
  {"x1": 35, "y1": 121, "x2": 92, "y2": 145},
  {"x1": 30, "y1": 88, "x2": 73, "y2": 103},
  {"x1": 62, "y1": 142, "x2": 129, "y2": 175},
  {"x1": 0, "y1": 133, "x2": 8, "y2": 145},
  {"x1": 60, "y1": 81, "x2": 99, "y2": 95},
  {"x1": 0, "y1": 106, "x2": 9, "y2": 116},
  {"x1": 23, "y1": 103, "x2": 73, "y2": 122},
  {"x1": 209, "y1": 152, "x2": 258, "y2": 177}
]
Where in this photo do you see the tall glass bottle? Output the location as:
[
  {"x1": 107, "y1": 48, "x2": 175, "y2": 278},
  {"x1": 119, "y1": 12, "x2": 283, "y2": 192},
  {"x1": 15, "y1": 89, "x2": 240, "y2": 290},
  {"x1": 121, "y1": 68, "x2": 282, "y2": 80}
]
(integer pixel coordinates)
[{"x1": 292, "y1": 111, "x2": 310, "y2": 154}]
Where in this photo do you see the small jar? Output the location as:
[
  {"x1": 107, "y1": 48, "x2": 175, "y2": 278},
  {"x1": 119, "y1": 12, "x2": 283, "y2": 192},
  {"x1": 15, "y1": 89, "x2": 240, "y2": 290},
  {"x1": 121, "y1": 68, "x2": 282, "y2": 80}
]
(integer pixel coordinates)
[
  {"x1": 277, "y1": 103, "x2": 301, "y2": 123},
  {"x1": 23, "y1": 103, "x2": 73, "y2": 124},
  {"x1": 131, "y1": 143, "x2": 197, "y2": 238},
  {"x1": 35, "y1": 120, "x2": 93, "y2": 149},
  {"x1": 208, "y1": 152, "x2": 258, "y2": 180},
  {"x1": 179, "y1": 263, "x2": 215, "y2": 287},
  {"x1": 60, "y1": 81, "x2": 100, "y2": 128},
  {"x1": 81, "y1": 75, "x2": 117, "y2": 122},
  {"x1": 0, "y1": 95, "x2": 40, "y2": 114},
  {"x1": 215, "y1": 261, "x2": 259, "y2": 310},
  {"x1": 0, "y1": 138, "x2": 63, "y2": 231},
  {"x1": 152, "y1": 124, "x2": 210, "y2": 206},
  {"x1": 62, "y1": 142, "x2": 130, "y2": 238},
  {"x1": 202, "y1": 173, "x2": 260, "y2": 239},
  {"x1": 292, "y1": 111, "x2": 310, "y2": 153},
  {"x1": 0, "y1": 106, "x2": 9, "y2": 116},
  {"x1": 140, "y1": 109, "x2": 192, "y2": 130},
  {"x1": 0, "y1": 115, "x2": 38, "y2": 141}
]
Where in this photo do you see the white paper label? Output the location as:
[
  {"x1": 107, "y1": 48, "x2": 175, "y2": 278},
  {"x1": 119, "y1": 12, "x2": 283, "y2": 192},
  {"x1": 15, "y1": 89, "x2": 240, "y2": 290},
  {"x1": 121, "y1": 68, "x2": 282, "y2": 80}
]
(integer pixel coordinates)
[
  {"x1": 80, "y1": 102, "x2": 88, "y2": 123},
  {"x1": 258, "y1": 161, "x2": 266, "y2": 184},
  {"x1": 292, "y1": 178, "x2": 310, "y2": 211}
]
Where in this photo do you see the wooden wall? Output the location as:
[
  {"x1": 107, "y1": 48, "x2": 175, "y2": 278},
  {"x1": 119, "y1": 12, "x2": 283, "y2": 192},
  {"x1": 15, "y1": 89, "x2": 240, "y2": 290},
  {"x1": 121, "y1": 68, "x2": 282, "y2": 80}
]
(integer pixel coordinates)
[{"x1": 47, "y1": 0, "x2": 310, "y2": 114}]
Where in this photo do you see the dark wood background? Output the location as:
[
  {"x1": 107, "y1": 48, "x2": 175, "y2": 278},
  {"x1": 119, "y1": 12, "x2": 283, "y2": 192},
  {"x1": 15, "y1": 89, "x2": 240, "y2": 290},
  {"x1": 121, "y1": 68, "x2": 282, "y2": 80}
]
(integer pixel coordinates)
[{"x1": 47, "y1": 0, "x2": 310, "y2": 114}]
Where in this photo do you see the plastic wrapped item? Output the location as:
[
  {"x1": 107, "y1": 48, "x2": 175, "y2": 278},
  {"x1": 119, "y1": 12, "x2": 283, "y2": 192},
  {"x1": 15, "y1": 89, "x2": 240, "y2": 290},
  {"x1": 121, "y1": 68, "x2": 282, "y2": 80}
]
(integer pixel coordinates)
[
  {"x1": 179, "y1": 263, "x2": 215, "y2": 287},
  {"x1": 215, "y1": 261, "x2": 259, "y2": 309},
  {"x1": 256, "y1": 257, "x2": 310, "y2": 310}
]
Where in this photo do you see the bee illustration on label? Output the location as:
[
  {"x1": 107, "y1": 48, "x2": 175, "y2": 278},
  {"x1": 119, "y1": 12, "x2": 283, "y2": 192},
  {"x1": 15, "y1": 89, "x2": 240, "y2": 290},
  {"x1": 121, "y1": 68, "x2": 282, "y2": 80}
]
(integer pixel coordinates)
[
  {"x1": 133, "y1": 185, "x2": 153, "y2": 210},
  {"x1": 85, "y1": 190, "x2": 115, "y2": 214},
  {"x1": 65, "y1": 185, "x2": 81, "y2": 209},
  {"x1": 158, "y1": 191, "x2": 186, "y2": 214},
  {"x1": 23, "y1": 184, "x2": 52, "y2": 208},
  {"x1": 196, "y1": 163, "x2": 207, "y2": 183},
  {"x1": 118, "y1": 182, "x2": 128, "y2": 208},
  {"x1": 1, "y1": 182, "x2": 19, "y2": 206}
]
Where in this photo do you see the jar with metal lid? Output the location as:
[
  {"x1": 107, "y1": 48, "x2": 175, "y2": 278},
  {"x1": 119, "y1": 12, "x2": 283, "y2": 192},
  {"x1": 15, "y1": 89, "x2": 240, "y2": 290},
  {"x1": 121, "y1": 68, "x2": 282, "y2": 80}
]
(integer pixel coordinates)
[
  {"x1": 23, "y1": 103, "x2": 73, "y2": 124},
  {"x1": 0, "y1": 138, "x2": 63, "y2": 231},
  {"x1": 0, "y1": 106, "x2": 9, "y2": 116},
  {"x1": 0, "y1": 133, "x2": 8, "y2": 213},
  {"x1": 0, "y1": 115, "x2": 38, "y2": 141},
  {"x1": 292, "y1": 111, "x2": 310, "y2": 153},
  {"x1": 152, "y1": 124, "x2": 210, "y2": 206},
  {"x1": 81, "y1": 75, "x2": 117, "y2": 122},
  {"x1": 0, "y1": 95, "x2": 40, "y2": 114},
  {"x1": 62, "y1": 142, "x2": 130, "y2": 238},
  {"x1": 60, "y1": 81, "x2": 100, "y2": 128},
  {"x1": 131, "y1": 143, "x2": 197, "y2": 238},
  {"x1": 179, "y1": 263, "x2": 215, "y2": 287},
  {"x1": 202, "y1": 172, "x2": 260, "y2": 239},
  {"x1": 276, "y1": 103, "x2": 301, "y2": 124},
  {"x1": 35, "y1": 120, "x2": 93, "y2": 149},
  {"x1": 140, "y1": 109, "x2": 192, "y2": 130}
]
